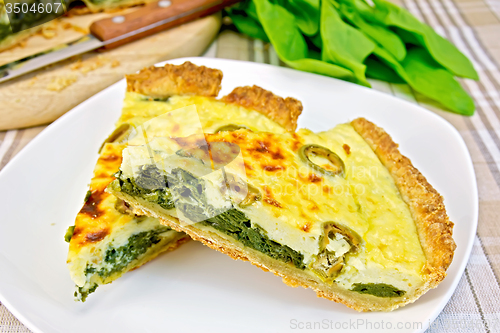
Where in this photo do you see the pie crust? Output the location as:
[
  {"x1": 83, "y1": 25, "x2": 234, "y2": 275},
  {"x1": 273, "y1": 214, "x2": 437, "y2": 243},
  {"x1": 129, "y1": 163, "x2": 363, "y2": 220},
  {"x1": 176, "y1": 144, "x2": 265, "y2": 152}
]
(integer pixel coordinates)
[{"x1": 222, "y1": 85, "x2": 303, "y2": 131}]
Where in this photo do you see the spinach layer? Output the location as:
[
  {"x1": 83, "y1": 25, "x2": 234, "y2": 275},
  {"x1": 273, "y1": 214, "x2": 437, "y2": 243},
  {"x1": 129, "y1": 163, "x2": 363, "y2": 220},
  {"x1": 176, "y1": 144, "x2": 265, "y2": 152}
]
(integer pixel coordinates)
[
  {"x1": 77, "y1": 225, "x2": 171, "y2": 301},
  {"x1": 96, "y1": 225, "x2": 170, "y2": 278},
  {"x1": 116, "y1": 165, "x2": 175, "y2": 210},
  {"x1": 115, "y1": 166, "x2": 306, "y2": 269},
  {"x1": 350, "y1": 283, "x2": 406, "y2": 298},
  {"x1": 204, "y1": 209, "x2": 306, "y2": 269}
]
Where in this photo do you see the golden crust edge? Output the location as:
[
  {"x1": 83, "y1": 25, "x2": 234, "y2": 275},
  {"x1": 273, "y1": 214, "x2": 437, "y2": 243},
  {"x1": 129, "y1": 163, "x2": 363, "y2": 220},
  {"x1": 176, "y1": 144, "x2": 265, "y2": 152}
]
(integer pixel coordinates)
[
  {"x1": 125, "y1": 62, "x2": 302, "y2": 131},
  {"x1": 350, "y1": 117, "x2": 456, "y2": 292},
  {"x1": 109, "y1": 190, "x2": 427, "y2": 312},
  {"x1": 125, "y1": 61, "x2": 223, "y2": 98},
  {"x1": 221, "y1": 85, "x2": 303, "y2": 132}
]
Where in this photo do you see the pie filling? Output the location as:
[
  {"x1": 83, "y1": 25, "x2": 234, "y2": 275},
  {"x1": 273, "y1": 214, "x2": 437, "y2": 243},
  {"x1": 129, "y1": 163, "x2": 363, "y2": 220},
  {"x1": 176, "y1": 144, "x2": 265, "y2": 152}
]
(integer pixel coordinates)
[
  {"x1": 66, "y1": 216, "x2": 182, "y2": 301},
  {"x1": 113, "y1": 168, "x2": 306, "y2": 270},
  {"x1": 67, "y1": 91, "x2": 290, "y2": 301},
  {"x1": 112, "y1": 163, "x2": 407, "y2": 298}
]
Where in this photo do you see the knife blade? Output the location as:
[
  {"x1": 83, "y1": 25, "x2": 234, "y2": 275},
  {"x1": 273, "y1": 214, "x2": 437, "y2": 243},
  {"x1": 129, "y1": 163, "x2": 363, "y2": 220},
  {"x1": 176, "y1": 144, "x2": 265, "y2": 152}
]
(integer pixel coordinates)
[{"x1": 0, "y1": 0, "x2": 239, "y2": 83}]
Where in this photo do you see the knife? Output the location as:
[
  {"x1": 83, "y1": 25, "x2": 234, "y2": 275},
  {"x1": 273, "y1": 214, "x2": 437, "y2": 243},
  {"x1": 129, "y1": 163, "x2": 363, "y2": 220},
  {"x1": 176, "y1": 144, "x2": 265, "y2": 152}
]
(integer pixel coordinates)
[{"x1": 0, "y1": 0, "x2": 239, "y2": 83}]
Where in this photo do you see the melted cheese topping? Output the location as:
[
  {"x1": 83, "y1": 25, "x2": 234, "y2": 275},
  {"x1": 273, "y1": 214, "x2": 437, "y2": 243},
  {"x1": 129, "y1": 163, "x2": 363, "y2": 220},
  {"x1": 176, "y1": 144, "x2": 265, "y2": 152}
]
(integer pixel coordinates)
[{"x1": 120, "y1": 123, "x2": 427, "y2": 291}]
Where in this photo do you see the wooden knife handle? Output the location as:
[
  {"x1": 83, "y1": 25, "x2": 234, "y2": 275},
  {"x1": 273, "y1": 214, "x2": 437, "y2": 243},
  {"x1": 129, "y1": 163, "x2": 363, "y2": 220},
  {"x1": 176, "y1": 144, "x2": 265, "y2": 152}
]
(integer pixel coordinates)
[{"x1": 90, "y1": 0, "x2": 239, "y2": 49}]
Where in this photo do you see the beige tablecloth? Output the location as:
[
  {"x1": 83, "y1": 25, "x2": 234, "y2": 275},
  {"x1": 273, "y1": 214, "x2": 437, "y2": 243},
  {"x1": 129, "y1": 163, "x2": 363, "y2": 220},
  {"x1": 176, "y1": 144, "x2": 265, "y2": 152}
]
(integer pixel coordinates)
[{"x1": 1, "y1": 0, "x2": 500, "y2": 331}]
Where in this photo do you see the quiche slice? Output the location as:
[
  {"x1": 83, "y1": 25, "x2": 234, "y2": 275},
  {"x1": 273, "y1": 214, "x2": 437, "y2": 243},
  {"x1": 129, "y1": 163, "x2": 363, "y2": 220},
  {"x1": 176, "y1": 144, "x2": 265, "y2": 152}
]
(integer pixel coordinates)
[
  {"x1": 66, "y1": 61, "x2": 302, "y2": 301},
  {"x1": 108, "y1": 118, "x2": 456, "y2": 311},
  {"x1": 0, "y1": 0, "x2": 156, "y2": 52}
]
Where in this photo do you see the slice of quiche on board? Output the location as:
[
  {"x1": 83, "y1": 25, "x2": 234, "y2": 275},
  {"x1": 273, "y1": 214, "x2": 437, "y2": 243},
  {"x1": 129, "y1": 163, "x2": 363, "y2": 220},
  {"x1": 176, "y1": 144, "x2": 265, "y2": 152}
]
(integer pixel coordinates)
[
  {"x1": 0, "y1": 0, "x2": 158, "y2": 52},
  {"x1": 65, "y1": 61, "x2": 303, "y2": 301},
  {"x1": 109, "y1": 116, "x2": 456, "y2": 311}
]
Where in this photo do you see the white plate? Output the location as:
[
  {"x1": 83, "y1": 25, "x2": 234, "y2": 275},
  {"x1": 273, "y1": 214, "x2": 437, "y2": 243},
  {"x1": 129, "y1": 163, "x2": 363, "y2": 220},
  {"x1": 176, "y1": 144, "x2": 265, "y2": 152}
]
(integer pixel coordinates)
[{"x1": 0, "y1": 57, "x2": 478, "y2": 333}]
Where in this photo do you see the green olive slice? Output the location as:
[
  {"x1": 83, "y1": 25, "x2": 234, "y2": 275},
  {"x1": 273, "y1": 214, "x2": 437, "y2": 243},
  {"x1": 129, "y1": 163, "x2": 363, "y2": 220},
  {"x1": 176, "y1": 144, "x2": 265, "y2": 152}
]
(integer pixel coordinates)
[
  {"x1": 311, "y1": 222, "x2": 363, "y2": 283},
  {"x1": 114, "y1": 199, "x2": 133, "y2": 215},
  {"x1": 214, "y1": 124, "x2": 250, "y2": 133},
  {"x1": 299, "y1": 144, "x2": 345, "y2": 177},
  {"x1": 239, "y1": 183, "x2": 262, "y2": 207},
  {"x1": 322, "y1": 221, "x2": 363, "y2": 253},
  {"x1": 99, "y1": 123, "x2": 132, "y2": 153},
  {"x1": 222, "y1": 173, "x2": 262, "y2": 207},
  {"x1": 310, "y1": 252, "x2": 344, "y2": 282}
]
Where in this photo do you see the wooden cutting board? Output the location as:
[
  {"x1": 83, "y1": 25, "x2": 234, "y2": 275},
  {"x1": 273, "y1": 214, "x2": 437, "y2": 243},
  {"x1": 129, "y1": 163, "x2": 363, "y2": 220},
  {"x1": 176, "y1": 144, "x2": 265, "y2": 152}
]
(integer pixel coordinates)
[{"x1": 0, "y1": 11, "x2": 221, "y2": 131}]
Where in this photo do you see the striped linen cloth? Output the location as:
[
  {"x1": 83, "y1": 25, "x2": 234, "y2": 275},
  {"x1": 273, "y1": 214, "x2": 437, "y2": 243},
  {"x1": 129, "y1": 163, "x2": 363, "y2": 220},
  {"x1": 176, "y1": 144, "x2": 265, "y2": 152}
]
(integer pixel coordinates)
[{"x1": 1, "y1": 0, "x2": 500, "y2": 331}]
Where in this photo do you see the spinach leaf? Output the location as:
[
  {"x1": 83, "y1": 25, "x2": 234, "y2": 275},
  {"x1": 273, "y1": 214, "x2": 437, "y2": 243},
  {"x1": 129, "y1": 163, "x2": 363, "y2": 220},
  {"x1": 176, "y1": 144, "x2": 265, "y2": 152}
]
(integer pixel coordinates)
[
  {"x1": 374, "y1": 46, "x2": 475, "y2": 115},
  {"x1": 393, "y1": 26, "x2": 421, "y2": 45},
  {"x1": 339, "y1": 0, "x2": 406, "y2": 61},
  {"x1": 245, "y1": 0, "x2": 260, "y2": 22},
  {"x1": 360, "y1": 0, "x2": 478, "y2": 79},
  {"x1": 227, "y1": 0, "x2": 477, "y2": 115},
  {"x1": 253, "y1": 0, "x2": 356, "y2": 81},
  {"x1": 285, "y1": 0, "x2": 320, "y2": 36},
  {"x1": 227, "y1": 10, "x2": 270, "y2": 42},
  {"x1": 288, "y1": 58, "x2": 356, "y2": 81},
  {"x1": 227, "y1": 0, "x2": 269, "y2": 42},
  {"x1": 320, "y1": 0, "x2": 375, "y2": 87},
  {"x1": 364, "y1": 57, "x2": 405, "y2": 83},
  {"x1": 308, "y1": 32, "x2": 323, "y2": 49},
  {"x1": 254, "y1": 0, "x2": 307, "y2": 60}
]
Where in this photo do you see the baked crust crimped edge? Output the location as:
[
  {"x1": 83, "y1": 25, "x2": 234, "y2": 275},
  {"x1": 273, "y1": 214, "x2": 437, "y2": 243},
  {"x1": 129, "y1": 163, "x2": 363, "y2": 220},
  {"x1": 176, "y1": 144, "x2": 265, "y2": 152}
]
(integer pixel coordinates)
[
  {"x1": 126, "y1": 61, "x2": 223, "y2": 98},
  {"x1": 351, "y1": 118, "x2": 456, "y2": 287},
  {"x1": 109, "y1": 117, "x2": 455, "y2": 312},
  {"x1": 221, "y1": 85, "x2": 303, "y2": 132},
  {"x1": 126, "y1": 62, "x2": 302, "y2": 132}
]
